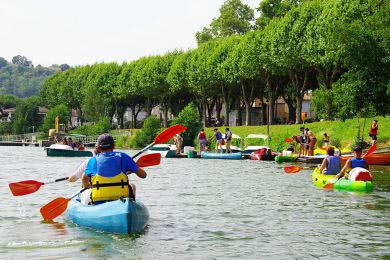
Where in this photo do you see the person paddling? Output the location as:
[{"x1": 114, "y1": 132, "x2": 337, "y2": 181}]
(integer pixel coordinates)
[
  {"x1": 82, "y1": 133, "x2": 147, "y2": 205},
  {"x1": 317, "y1": 147, "x2": 341, "y2": 175},
  {"x1": 336, "y1": 145, "x2": 370, "y2": 180}
]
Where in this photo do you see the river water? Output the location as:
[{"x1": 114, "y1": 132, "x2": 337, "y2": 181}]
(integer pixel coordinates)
[{"x1": 0, "y1": 146, "x2": 389, "y2": 259}]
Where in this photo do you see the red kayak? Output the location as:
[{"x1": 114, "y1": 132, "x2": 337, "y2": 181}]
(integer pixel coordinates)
[
  {"x1": 341, "y1": 153, "x2": 390, "y2": 165},
  {"x1": 250, "y1": 148, "x2": 277, "y2": 161}
]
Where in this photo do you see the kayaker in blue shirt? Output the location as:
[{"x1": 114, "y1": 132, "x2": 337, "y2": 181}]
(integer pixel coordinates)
[
  {"x1": 82, "y1": 133, "x2": 147, "y2": 205},
  {"x1": 336, "y1": 145, "x2": 369, "y2": 179},
  {"x1": 214, "y1": 128, "x2": 223, "y2": 153},
  {"x1": 317, "y1": 146, "x2": 341, "y2": 174}
]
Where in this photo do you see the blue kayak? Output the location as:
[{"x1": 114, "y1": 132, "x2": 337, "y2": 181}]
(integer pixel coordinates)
[
  {"x1": 65, "y1": 197, "x2": 149, "y2": 234},
  {"x1": 201, "y1": 151, "x2": 242, "y2": 160}
]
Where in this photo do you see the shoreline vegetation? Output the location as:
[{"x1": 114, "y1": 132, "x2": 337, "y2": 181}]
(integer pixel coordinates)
[{"x1": 114, "y1": 117, "x2": 390, "y2": 152}]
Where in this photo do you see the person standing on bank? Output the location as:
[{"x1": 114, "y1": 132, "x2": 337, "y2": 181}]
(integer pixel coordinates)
[
  {"x1": 214, "y1": 128, "x2": 223, "y2": 153},
  {"x1": 369, "y1": 120, "x2": 378, "y2": 145},
  {"x1": 174, "y1": 133, "x2": 183, "y2": 155},
  {"x1": 306, "y1": 128, "x2": 317, "y2": 156},
  {"x1": 224, "y1": 128, "x2": 232, "y2": 153},
  {"x1": 82, "y1": 134, "x2": 147, "y2": 205},
  {"x1": 323, "y1": 133, "x2": 330, "y2": 150},
  {"x1": 198, "y1": 128, "x2": 208, "y2": 152}
]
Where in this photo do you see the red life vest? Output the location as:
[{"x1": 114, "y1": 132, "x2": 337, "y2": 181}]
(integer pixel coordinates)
[
  {"x1": 370, "y1": 126, "x2": 378, "y2": 135},
  {"x1": 199, "y1": 132, "x2": 206, "y2": 139}
]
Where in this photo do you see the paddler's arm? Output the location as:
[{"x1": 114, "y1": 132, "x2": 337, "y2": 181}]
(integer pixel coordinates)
[
  {"x1": 135, "y1": 168, "x2": 147, "y2": 178},
  {"x1": 317, "y1": 158, "x2": 326, "y2": 172},
  {"x1": 336, "y1": 159, "x2": 351, "y2": 179}
]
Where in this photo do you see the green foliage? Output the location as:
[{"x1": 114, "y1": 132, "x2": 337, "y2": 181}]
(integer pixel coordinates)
[
  {"x1": 40, "y1": 104, "x2": 70, "y2": 135},
  {"x1": 0, "y1": 122, "x2": 12, "y2": 134},
  {"x1": 0, "y1": 94, "x2": 20, "y2": 109},
  {"x1": 72, "y1": 117, "x2": 111, "y2": 136},
  {"x1": 12, "y1": 96, "x2": 42, "y2": 134},
  {"x1": 129, "y1": 116, "x2": 161, "y2": 148},
  {"x1": 0, "y1": 56, "x2": 61, "y2": 98},
  {"x1": 196, "y1": 0, "x2": 254, "y2": 43},
  {"x1": 171, "y1": 103, "x2": 202, "y2": 146}
]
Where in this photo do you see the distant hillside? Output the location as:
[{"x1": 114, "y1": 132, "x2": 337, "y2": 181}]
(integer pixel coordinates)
[{"x1": 0, "y1": 55, "x2": 69, "y2": 98}]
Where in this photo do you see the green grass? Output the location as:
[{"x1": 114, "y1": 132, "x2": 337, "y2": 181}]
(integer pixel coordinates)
[{"x1": 203, "y1": 117, "x2": 390, "y2": 151}]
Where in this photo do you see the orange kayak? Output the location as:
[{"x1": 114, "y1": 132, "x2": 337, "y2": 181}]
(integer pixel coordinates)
[{"x1": 341, "y1": 153, "x2": 390, "y2": 165}]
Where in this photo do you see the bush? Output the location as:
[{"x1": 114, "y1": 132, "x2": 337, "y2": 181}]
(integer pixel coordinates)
[
  {"x1": 0, "y1": 122, "x2": 13, "y2": 135},
  {"x1": 72, "y1": 117, "x2": 111, "y2": 136},
  {"x1": 171, "y1": 103, "x2": 202, "y2": 146},
  {"x1": 332, "y1": 137, "x2": 341, "y2": 149},
  {"x1": 129, "y1": 116, "x2": 161, "y2": 148}
]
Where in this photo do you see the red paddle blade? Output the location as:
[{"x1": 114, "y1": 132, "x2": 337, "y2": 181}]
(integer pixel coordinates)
[
  {"x1": 40, "y1": 197, "x2": 71, "y2": 221},
  {"x1": 136, "y1": 153, "x2": 161, "y2": 167},
  {"x1": 9, "y1": 180, "x2": 44, "y2": 196},
  {"x1": 323, "y1": 183, "x2": 334, "y2": 189},
  {"x1": 363, "y1": 144, "x2": 376, "y2": 158},
  {"x1": 154, "y1": 125, "x2": 187, "y2": 144},
  {"x1": 284, "y1": 138, "x2": 293, "y2": 143},
  {"x1": 284, "y1": 166, "x2": 303, "y2": 174}
]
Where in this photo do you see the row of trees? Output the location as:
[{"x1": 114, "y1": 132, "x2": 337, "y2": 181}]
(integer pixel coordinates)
[{"x1": 40, "y1": 0, "x2": 389, "y2": 130}]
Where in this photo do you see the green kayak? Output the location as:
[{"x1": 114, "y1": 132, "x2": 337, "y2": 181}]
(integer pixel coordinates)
[
  {"x1": 275, "y1": 155, "x2": 297, "y2": 163},
  {"x1": 312, "y1": 168, "x2": 373, "y2": 192}
]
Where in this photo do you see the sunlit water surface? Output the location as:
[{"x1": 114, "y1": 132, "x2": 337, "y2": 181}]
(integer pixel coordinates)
[{"x1": 0, "y1": 146, "x2": 389, "y2": 259}]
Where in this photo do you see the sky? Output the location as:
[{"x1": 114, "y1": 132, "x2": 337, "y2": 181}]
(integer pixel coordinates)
[{"x1": 0, "y1": 0, "x2": 260, "y2": 67}]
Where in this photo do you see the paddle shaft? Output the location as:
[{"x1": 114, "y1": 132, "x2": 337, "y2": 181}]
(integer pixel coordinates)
[
  {"x1": 132, "y1": 142, "x2": 155, "y2": 159},
  {"x1": 45, "y1": 177, "x2": 69, "y2": 185}
]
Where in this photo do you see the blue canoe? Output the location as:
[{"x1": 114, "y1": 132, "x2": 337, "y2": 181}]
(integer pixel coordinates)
[
  {"x1": 65, "y1": 197, "x2": 149, "y2": 234},
  {"x1": 201, "y1": 151, "x2": 242, "y2": 160}
]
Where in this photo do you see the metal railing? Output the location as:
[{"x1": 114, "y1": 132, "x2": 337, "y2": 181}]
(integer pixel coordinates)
[{"x1": 0, "y1": 133, "x2": 38, "y2": 142}]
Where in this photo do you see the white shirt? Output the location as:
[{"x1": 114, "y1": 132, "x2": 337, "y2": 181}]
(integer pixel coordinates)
[{"x1": 71, "y1": 159, "x2": 89, "y2": 180}]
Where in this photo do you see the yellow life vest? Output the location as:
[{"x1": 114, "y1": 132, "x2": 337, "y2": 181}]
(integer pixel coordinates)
[{"x1": 91, "y1": 172, "x2": 129, "y2": 202}]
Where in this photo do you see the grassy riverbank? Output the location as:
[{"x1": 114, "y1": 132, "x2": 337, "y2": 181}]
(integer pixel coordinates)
[
  {"x1": 115, "y1": 117, "x2": 390, "y2": 152},
  {"x1": 205, "y1": 117, "x2": 390, "y2": 151}
]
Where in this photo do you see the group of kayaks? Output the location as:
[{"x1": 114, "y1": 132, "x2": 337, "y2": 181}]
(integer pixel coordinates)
[{"x1": 38, "y1": 140, "x2": 386, "y2": 235}]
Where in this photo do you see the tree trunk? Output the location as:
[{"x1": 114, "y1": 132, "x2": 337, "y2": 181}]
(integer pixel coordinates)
[
  {"x1": 216, "y1": 97, "x2": 222, "y2": 122},
  {"x1": 162, "y1": 102, "x2": 169, "y2": 128},
  {"x1": 145, "y1": 98, "x2": 152, "y2": 116},
  {"x1": 287, "y1": 102, "x2": 296, "y2": 123},
  {"x1": 241, "y1": 82, "x2": 251, "y2": 126},
  {"x1": 293, "y1": 71, "x2": 309, "y2": 124},
  {"x1": 207, "y1": 97, "x2": 216, "y2": 126},
  {"x1": 202, "y1": 97, "x2": 207, "y2": 127},
  {"x1": 221, "y1": 86, "x2": 230, "y2": 126}
]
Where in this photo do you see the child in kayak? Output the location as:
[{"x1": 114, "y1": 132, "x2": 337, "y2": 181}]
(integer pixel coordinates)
[
  {"x1": 317, "y1": 146, "x2": 341, "y2": 175},
  {"x1": 336, "y1": 145, "x2": 370, "y2": 180}
]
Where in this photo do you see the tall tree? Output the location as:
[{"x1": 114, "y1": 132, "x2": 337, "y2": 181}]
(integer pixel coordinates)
[{"x1": 196, "y1": 0, "x2": 254, "y2": 44}]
